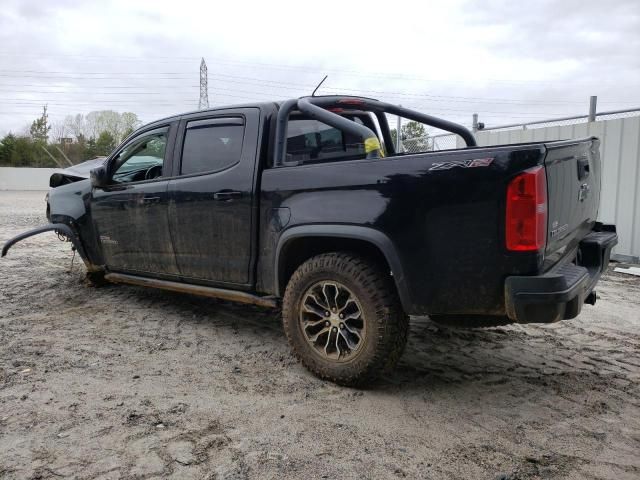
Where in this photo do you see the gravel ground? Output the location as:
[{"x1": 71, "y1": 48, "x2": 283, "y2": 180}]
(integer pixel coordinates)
[{"x1": 1, "y1": 190, "x2": 639, "y2": 480}]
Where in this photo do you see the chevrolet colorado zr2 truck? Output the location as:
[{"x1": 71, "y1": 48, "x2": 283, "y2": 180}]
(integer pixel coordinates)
[{"x1": 2, "y1": 96, "x2": 618, "y2": 386}]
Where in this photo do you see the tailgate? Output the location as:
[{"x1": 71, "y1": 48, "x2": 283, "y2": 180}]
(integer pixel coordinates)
[{"x1": 544, "y1": 137, "x2": 601, "y2": 260}]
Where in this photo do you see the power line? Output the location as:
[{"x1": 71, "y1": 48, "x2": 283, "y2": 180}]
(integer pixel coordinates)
[
  {"x1": 0, "y1": 54, "x2": 616, "y2": 86},
  {"x1": 1, "y1": 83, "x2": 634, "y2": 108},
  {"x1": 0, "y1": 60, "x2": 620, "y2": 87},
  {"x1": 0, "y1": 91, "x2": 594, "y2": 116},
  {"x1": 0, "y1": 70, "x2": 635, "y2": 106}
]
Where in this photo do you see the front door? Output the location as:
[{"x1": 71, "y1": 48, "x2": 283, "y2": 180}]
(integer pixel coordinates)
[
  {"x1": 168, "y1": 108, "x2": 260, "y2": 285},
  {"x1": 91, "y1": 124, "x2": 180, "y2": 276}
]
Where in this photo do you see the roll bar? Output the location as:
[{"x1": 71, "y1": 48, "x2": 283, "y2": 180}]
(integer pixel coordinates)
[{"x1": 273, "y1": 95, "x2": 477, "y2": 167}]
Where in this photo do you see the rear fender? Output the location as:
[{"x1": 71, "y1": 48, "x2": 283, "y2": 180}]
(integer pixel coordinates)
[{"x1": 274, "y1": 225, "x2": 411, "y2": 312}]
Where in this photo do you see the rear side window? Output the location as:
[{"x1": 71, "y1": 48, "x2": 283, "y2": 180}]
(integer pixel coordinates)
[
  {"x1": 181, "y1": 119, "x2": 244, "y2": 175},
  {"x1": 286, "y1": 118, "x2": 367, "y2": 164}
]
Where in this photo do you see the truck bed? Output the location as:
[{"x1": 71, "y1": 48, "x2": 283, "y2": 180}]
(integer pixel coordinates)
[{"x1": 259, "y1": 137, "x2": 606, "y2": 318}]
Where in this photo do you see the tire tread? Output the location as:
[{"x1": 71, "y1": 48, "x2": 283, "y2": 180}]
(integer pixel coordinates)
[{"x1": 282, "y1": 252, "x2": 408, "y2": 386}]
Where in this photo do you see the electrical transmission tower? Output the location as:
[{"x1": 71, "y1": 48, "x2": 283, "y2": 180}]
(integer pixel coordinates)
[{"x1": 198, "y1": 58, "x2": 209, "y2": 110}]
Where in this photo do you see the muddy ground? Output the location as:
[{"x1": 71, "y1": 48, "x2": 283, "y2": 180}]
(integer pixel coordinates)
[{"x1": 0, "y1": 190, "x2": 639, "y2": 480}]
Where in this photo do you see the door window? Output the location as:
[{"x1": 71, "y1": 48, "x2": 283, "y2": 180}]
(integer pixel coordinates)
[
  {"x1": 112, "y1": 128, "x2": 168, "y2": 184},
  {"x1": 180, "y1": 120, "x2": 245, "y2": 175}
]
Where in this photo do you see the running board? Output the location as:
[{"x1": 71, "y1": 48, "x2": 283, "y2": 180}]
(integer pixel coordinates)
[{"x1": 104, "y1": 273, "x2": 278, "y2": 308}]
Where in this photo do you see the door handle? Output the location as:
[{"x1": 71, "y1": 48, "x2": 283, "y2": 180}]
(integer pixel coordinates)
[
  {"x1": 213, "y1": 190, "x2": 242, "y2": 201},
  {"x1": 142, "y1": 196, "x2": 161, "y2": 204}
]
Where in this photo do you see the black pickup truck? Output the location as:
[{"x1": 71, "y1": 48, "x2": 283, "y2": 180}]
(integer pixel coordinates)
[{"x1": 3, "y1": 96, "x2": 618, "y2": 385}]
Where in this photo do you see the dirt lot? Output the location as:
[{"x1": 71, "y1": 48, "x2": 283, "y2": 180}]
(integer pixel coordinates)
[{"x1": 0, "y1": 190, "x2": 639, "y2": 480}]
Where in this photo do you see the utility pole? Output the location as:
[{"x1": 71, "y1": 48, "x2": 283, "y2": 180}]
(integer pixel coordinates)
[
  {"x1": 588, "y1": 96, "x2": 597, "y2": 122},
  {"x1": 472, "y1": 113, "x2": 478, "y2": 133},
  {"x1": 43, "y1": 105, "x2": 49, "y2": 137},
  {"x1": 199, "y1": 58, "x2": 209, "y2": 110}
]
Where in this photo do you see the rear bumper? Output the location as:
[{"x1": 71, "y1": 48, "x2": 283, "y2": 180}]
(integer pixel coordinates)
[{"x1": 505, "y1": 224, "x2": 618, "y2": 323}]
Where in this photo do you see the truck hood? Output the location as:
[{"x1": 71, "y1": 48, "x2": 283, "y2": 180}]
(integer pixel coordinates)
[{"x1": 49, "y1": 157, "x2": 107, "y2": 187}]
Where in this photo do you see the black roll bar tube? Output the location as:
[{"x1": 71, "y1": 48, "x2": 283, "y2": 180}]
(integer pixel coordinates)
[
  {"x1": 273, "y1": 98, "x2": 298, "y2": 167},
  {"x1": 273, "y1": 95, "x2": 477, "y2": 166},
  {"x1": 375, "y1": 112, "x2": 396, "y2": 155},
  {"x1": 379, "y1": 102, "x2": 477, "y2": 148},
  {"x1": 306, "y1": 96, "x2": 477, "y2": 148},
  {"x1": 274, "y1": 97, "x2": 383, "y2": 166},
  {"x1": 296, "y1": 98, "x2": 383, "y2": 160}
]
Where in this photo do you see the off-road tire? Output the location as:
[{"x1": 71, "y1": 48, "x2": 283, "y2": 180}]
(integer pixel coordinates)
[
  {"x1": 85, "y1": 269, "x2": 108, "y2": 287},
  {"x1": 282, "y1": 252, "x2": 408, "y2": 386}
]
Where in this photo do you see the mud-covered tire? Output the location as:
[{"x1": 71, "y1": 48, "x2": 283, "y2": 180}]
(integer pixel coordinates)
[
  {"x1": 85, "y1": 270, "x2": 108, "y2": 287},
  {"x1": 282, "y1": 252, "x2": 408, "y2": 386}
]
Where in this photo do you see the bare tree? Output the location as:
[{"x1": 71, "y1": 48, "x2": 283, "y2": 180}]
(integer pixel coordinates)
[
  {"x1": 59, "y1": 111, "x2": 142, "y2": 143},
  {"x1": 50, "y1": 120, "x2": 67, "y2": 143},
  {"x1": 64, "y1": 114, "x2": 85, "y2": 140},
  {"x1": 120, "y1": 112, "x2": 141, "y2": 140}
]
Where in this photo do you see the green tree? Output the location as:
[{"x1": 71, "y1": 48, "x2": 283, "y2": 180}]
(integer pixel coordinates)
[
  {"x1": 95, "y1": 131, "x2": 116, "y2": 156},
  {"x1": 83, "y1": 137, "x2": 98, "y2": 158},
  {"x1": 0, "y1": 133, "x2": 55, "y2": 167},
  {"x1": 30, "y1": 105, "x2": 51, "y2": 143},
  {"x1": 391, "y1": 121, "x2": 430, "y2": 152},
  {"x1": 0, "y1": 133, "x2": 17, "y2": 165}
]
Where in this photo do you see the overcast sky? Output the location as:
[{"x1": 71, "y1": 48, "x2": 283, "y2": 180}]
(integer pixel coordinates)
[{"x1": 0, "y1": 0, "x2": 638, "y2": 137}]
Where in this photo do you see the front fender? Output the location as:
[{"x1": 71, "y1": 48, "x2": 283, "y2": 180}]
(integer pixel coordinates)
[{"x1": 2, "y1": 223, "x2": 89, "y2": 264}]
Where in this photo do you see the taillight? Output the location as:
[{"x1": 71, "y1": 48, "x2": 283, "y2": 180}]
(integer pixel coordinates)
[{"x1": 506, "y1": 166, "x2": 547, "y2": 251}]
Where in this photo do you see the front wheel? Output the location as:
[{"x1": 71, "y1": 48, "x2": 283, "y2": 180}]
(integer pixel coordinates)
[
  {"x1": 282, "y1": 252, "x2": 408, "y2": 386},
  {"x1": 85, "y1": 269, "x2": 108, "y2": 287}
]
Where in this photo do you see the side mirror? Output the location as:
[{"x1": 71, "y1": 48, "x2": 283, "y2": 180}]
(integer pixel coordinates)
[{"x1": 90, "y1": 165, "x2": 109, "y2": 189}]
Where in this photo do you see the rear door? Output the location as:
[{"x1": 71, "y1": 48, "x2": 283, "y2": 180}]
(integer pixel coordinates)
[
  {"x1": 167, "y1": 108, "x2": 260, "y2": 286},
  {"x1": 544, "y1": 138, "x2": 601, "y2": 261}
]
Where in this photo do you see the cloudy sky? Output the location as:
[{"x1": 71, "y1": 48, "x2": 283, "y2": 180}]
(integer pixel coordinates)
[{"x1": 0, "y1": 0, "x2": 638, "y2": 137}]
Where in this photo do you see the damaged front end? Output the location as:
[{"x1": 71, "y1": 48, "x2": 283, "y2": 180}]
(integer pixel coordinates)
[
  {"x1": 3, "y1": 159, "x2": 106, "y2": 274},
  {"x1": 49, "y1": 157, "x2": 107, "y2": 188}
]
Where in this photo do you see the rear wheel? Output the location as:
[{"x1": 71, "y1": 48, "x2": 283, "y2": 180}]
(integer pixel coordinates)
[{"x1": 282, "y1": 252, "x2": 408, "y2": 386}]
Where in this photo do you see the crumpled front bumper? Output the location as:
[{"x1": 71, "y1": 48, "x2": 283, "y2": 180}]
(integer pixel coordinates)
[{"x1": 505, "y1": 224, "x2": 618, "y2": 323}]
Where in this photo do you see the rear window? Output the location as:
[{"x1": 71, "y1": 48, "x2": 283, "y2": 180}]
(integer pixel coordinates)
[
  {"x1": 181, "y1": 122, "x2": 244, "y2": 175},
  {"x1": 286, "y1": 117, "x2": 367, "y2": 164}
]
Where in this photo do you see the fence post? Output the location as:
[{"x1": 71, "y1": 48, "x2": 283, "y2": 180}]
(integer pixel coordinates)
[
  {"x1": 472, "y1": 113, "x2": 478, "y2": 133},
  {"x1": 396, "y1": 106, "x2": 403, "y2": 153},
  {"x1": 589, "y1": 96, "x2": 597, "y2": 122}
]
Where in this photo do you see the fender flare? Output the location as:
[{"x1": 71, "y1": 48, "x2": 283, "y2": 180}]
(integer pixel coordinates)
[
  {"x1": 274, "y1": 224, "x2": 411, "y2": 311},
  {"x1": 2, "y1": 223, "x2": 88, "y2": 261}
]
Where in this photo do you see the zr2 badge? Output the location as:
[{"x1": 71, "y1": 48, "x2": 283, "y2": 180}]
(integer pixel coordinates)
[{"x1": 429, "y1": 157, "x2": 494, "y2": 171}]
